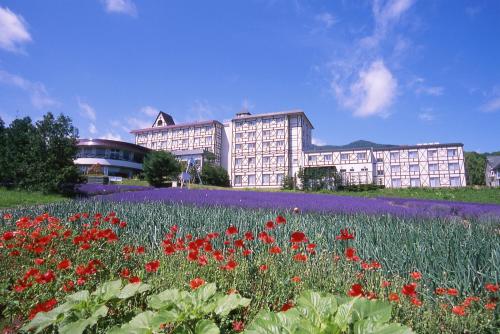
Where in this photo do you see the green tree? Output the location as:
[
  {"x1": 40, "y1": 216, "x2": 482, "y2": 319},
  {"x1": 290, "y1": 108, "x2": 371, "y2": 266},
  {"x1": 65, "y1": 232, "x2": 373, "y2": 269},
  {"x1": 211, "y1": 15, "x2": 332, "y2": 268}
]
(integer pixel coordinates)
[
  {"x1": 143, "y1": 151, "x2": 181, "y2": 187},
  {"x1": 200, "y1": 164, "x2": 230, "y2": 187},
  {"x1": 464, "y1": 152, "x2": 486, "y2": 186}
]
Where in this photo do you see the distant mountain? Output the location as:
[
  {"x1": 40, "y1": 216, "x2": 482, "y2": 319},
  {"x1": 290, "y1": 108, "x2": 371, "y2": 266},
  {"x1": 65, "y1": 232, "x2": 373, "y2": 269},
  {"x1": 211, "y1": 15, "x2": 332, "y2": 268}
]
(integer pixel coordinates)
[{"x1": 310, "y1": 140, "x2": 398, "y2": 151}]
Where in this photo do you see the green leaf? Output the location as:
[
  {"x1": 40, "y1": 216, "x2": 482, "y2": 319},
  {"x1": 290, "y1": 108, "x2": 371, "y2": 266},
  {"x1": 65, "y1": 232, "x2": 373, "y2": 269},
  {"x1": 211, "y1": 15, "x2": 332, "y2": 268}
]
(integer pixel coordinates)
[
  {"x1": 244, "y1": 311, "x2": 283, "y2": 334},
  {"x1": 194, "y1": 283, "x2": 217, "y2": 303},
  {"x1": 21, "y1": 309, "x2": 60, "y2": 333},
  {"x1": 354, "y1": 320, "x2": 414, "y2": 334},
  {"x1": 351, "y1": 299, "x2": 392, "y2": 324},
  {"x1": 296, "y1": 290, "x2": 337, "y2": 328},
  {"x1": 58, "y1": 305, "x2": 108, "y2": 334},
  {"x1": 214, "y1": 293, "x2": 251, "y2": 317},
  {"x1": 195, "y1": 319, "x2": 220, "y2": 334},
  {"x1": 333, "y1": 297, "x2": 357, "y2": 331},
  {"x1": 91, "y1": 279, "x2": 122, "y2": 301},
  {"x1": 148, "y1": 289, "x2": 181, "y2": 310},
  {"x1": 118, "y1": 282, "x2": 151, "y2": 299},
  {"x1": 65, "y1": 290, "x2": 90, "y2": 303},
  {"x1": 152, "y1": 309, "x2": 180, "y2": 325},
  {"x1": 108, "y1": 311, "x2": 158, "y2": 334}
]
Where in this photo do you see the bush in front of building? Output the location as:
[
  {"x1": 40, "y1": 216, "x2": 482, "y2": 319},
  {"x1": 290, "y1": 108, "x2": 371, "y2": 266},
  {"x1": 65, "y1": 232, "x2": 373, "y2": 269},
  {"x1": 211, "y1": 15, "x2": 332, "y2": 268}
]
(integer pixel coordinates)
[
  {"x1": 200, "y1": 164, "x2": 230, "y2": 187},
  {"x1": 143, "y1": 151, "x2": 181, "y2": 187},
  {"x1": 0, "y1": 113, "x2": 81, "y2": 195}
]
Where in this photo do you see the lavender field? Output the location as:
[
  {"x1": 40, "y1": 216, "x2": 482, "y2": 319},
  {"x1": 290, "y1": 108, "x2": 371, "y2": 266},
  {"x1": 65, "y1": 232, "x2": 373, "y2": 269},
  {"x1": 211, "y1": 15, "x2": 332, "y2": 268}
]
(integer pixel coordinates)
[{"x1": 95, "y1": 187, "x2": 500, "y2": 220}]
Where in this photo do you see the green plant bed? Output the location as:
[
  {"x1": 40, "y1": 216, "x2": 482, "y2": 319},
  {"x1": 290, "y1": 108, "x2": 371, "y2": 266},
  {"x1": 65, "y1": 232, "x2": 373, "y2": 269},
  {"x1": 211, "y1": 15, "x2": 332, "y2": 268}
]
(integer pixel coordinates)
[{"x1": 0, "y1": 188, "x2": 66, "y2": 208}]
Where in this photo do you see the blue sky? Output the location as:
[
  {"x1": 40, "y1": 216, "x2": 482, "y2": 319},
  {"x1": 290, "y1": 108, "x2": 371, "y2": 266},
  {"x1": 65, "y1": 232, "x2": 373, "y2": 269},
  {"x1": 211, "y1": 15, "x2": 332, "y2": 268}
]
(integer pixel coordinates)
[{"x1": 0, "y1": 0, "x2": 499, "y2": 152}]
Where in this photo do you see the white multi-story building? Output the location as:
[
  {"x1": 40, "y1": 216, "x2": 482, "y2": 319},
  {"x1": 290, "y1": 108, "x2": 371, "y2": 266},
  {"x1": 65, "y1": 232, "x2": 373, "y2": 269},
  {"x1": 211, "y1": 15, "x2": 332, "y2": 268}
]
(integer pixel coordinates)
[{"x1": 132, "y1": 110, "x2": 466, "y2": 188}]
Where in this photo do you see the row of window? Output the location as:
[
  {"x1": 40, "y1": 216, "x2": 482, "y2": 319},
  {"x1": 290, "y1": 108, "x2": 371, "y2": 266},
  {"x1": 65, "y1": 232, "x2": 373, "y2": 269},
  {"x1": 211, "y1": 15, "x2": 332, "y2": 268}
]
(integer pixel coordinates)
[
  {"x1": 137, "y1": 127, "x2": 214, "y2": 140},
  {"x1": 391, "y1": 176, "x2": 461, "y2": 188},
  {"x1": 77, "y1": 148, "x2": 143, "y2": 163},
  {"x1": 235, "y1": 156, "x2": 286, "y2": 167},
  {"x1": 389, "y1": 148, "x2": 458, "y2": 161},
  {"x1": 390, "y1": 162, "x2": 460, "y2": 174},
  {"x1": 234, "y1": 129, "x2": 286, "y2": 141},
  {"x1": 233, "y1": 173, "x2": 285, "y2": 186},
  {"x1": 234, "y1": 117, "x2": 286, "y2": 129},
  {"x1": 234, "y1": 141, "x2": 285, "y2": 151}
]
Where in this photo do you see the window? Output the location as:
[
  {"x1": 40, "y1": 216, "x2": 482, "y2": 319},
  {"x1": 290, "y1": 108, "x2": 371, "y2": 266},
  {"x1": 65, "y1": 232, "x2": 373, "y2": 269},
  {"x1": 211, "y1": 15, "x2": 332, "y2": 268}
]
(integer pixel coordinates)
[
  {"x1": 183, "y1": 139, "x2": 189, "y2": 145},
  {"x1": 262, "y1": 174, "x2": 270, "y2": 184},
  {"x1": 340, "y1": 153, "x2": 349, "y2": 161},
  {"x1": 357, "y1": 152, "x2": 367, "y2": 160},
  {"x1": 110, "y1": 149, "x2": 120, "y2": 159},
  {"x1": 277, "y1": 156, "x2": 285, "y2": 165},
  {"x1": 276, "y1": 141, "x2": 284, "y2": 149},
  {"x1": 235, "y1": 133, "x2": 243, "y2": 140},
  {"x1": 248, "y1": 132, "x2": 256, "y2": 140},
  {"x1": 447, "y1": 149, "x2": 457, "y2": 158},
  {"x1": 234, "y1": 175, "x2": 242, "y2": 185},
  {"x1": 263, "y1": 130, "x2": 271, "y2": 137},
  {"x1": 235, "y1": 158, "x2": 243, "y2": 167},
  {"x1": 390, "y1": 152, "x2": 400, "y2": 160},
  {"x1": 361, "y1": 167, "x2": 368, "y2": 172},
  {"x1": 428, "y1": 163, "x2": 438, "y2": 172},
  {"x1": 410, "y1": 164, "x2": 419, "y2": 173},
  {"x1": 427, "y1": 150, "x2": 437, "y2": 159},
  {"x1": 248, "y1": 157, "x2": 255, "y2": 166},
  {"x1": 409, "y1": 151, "x2": 418, "y2": 159},
  {"x1": 430, "y1": 177, "x2": 440, "y2": 187},
  {"x1": 263, "y1": 156, "x2": 270, "y2": 165},
  {"x1": 276, "y1": 174, "x2": 284, "y2": 185},
  {"x1": 376, "y1": 158, "x2": 383, "y2": 163},
  {"x1": 262, "y1": 118, "x2": 271, "y2": 126},
  {"x1": 194, "y1": 138, "x2": 200, "y2": 146},
  {"x1": 248, "y1": 174, "x2": 256, "y2": 185},
  {"x1": 391, "y1": 165, "x2": 400, "y2": 173},
  {"x1": 340, "y1": 169, "x2": 346, "y2": 173},
  {"x1": 324, "y1": 154, "x2": 332, "y2": 162},
  {"x1": 410, "y1": 178, "x2": 420, "y2": 187},
  {"x1": 276, "y1": 129, "x2": 285, "y2": 137},
  {"x1": 235, "y1": 144, "x2": 242, "y2": 150},
  {"x1": 247, "y1": 143, "x2": 256, "y2": 150},
  {"x1": 450, "y1": 177, "x2": 461, "y2": 187},
  {"x1": 263, "y1": 142, "x2": 270, "y2": 150},
  {"x1": 448, "y1": 163, "x2": 459, "y2": 171},
  {"x1": 123, "y1": 150, "x2": 130, "y2": 160},
  {"x1": 392, "y1": 179, "x2": 401, "y2": 188},
  {"x1": 308, "y1": 155, "x2": 317, "y2": 163},
  {"x1": 377, "y1": 170, "x2": 384, "y2": 176},
  {"x1": 96, "y1": 148, "x2": 106, "y2": 157}
]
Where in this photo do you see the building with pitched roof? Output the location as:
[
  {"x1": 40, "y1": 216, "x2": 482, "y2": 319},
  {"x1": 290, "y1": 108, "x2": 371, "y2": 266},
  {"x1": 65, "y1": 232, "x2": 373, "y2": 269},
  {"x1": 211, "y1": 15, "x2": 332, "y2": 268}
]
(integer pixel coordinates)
[{"x1": 485, "y1": 156, "x2": 500, "y2": 187}]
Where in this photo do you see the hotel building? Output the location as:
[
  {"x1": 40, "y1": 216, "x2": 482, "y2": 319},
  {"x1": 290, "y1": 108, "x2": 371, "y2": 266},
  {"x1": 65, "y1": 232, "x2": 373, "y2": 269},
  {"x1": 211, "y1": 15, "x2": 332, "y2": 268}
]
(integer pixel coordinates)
[{"x1": 131, "y1": 110, "x2": 466, "y2": 188}]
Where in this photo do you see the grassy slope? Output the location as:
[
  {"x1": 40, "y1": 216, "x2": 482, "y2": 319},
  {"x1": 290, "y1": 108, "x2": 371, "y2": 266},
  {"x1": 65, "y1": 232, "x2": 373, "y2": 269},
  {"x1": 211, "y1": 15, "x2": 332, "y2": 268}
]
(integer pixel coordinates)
[
  {"x1": 0, "y1": 188, "x2": 66, "y2": 209},
  {"x1": 189, "y1": 184, "x2": 500, "y2": 204}
]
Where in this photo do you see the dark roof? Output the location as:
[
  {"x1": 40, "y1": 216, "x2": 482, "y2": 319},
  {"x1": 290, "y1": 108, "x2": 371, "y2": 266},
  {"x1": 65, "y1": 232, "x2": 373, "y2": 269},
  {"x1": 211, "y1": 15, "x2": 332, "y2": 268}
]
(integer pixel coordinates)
[
  {"x1": 486, "y1": 156, "x2": 500, "y2": 170},
  {"x1": 131, "y1": 119, "x2": 223, "y2": 134},
  {"x1": 156, "y1": 111, "x2": 175, "y2": 126},
  {"x1": 305, "y1": 140, "x2": 463, "y2": 153},
  {"x1": 77, "y1": 139, "x2": 150, "y2": 153},
  {"x1": 232, "y1": 109, "x2": 314, "y2": 129}
]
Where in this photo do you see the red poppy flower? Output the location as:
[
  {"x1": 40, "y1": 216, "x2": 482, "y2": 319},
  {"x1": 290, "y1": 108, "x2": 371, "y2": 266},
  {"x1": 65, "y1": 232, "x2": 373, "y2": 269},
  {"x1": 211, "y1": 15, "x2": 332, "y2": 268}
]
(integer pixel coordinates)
[
  {"x1": 145, "y1": 260, "x2": 160, "y2": 273},
  {"x1": 452, "y1": 305, "x2": 466, "y2": 316},
  {"x1": 382, "y1": 281, "x2": 391, "y2": 288},
  {"x1": 242, "y1": 249, "x2": 253, "y2": 256},
  {"x1": 281, "y1": 301, "x2": 294, "y2": 312},
  {"x1": 291, "y1": 276, "x2": 301, "y2": 283},
  {"x1": 28, "y1": 299, "x2": 57, "y2": 320},
  {"x1": 348, "y1": 283, "x2": 364, "y2": 297},
  {"x1": 371, "y1": 261, "x2": 381, "y2": 269},
  {"x1": 447, "y1": 288, "x2": 459, "y2": 296},
  {"x1": 265, "y1": 221, "x2": 274, "y2": 229},
  {"x1": 345, "y1": 248, "x2": 359, "y2": 261},
  {"x1": 3, "y1": 213, "x2": 12, "y2": 220},
  {"x1": 3, "y1": 231, "x2": 15, "y2": 241},
  {"x1": 244, "y1": 231, "x2": 254, "y2": 240},
  {"x1": 269, "y1": 246, "x2": 282, "y2": 255},
  {"x1": 213, "y1": 250, "x2": 224, "y2": 262},
  {"x1": 410, "y1": 271, "x2": 422, "y2": 280},
  {"x1": 136, "y1": 246, "x2": 145, "y2": 254},
  {"x1": 293, "y1": 253, "x2": 308, "y2": 262},
  {"x1": 34, "y1": 258, "x2": 45, "y2": 265},
  {"x1": 187, "y1": 251, "x2": 198, "y2": 262},
  {"x1": 259, "y1": 264, "x2": 268, "y2": 272},
  {"x1": 190, "y1": 277, "x2": 205, "y2": 290},
  {"x1": 37, "y1": 270, "x2": 56, "y2": 284},
  {"x1": 63, "y1": 280, "x2": 74, "y2": 292},
  {"x1": 485, "y1": 302, "x2": 496, "y2": 310},
  {"x1": 163, "y1": 245, "x2": 176, "y2": 255},
  {"x1": 290, "y1": 231, "x2": 307, "y2": 243},
  {"x1": 232, "y1": 320, "x2": 245, "y2": 332},
  {"x1": 435, "y1": 287, "x2": 446, "y2": 295},
  {"x1": 57, "y1": 259, "x2": 72, "y2": 270},
  {"x1": 485, "y1": 283, "x2": 499, "y2": 293},
  {"x1": 221, "y1": 259, "x2": 238, "y2": 271},
  {"x1": 129, "y1": 276, "x2": 141, "y2": 284},
  {"x1": 197, "y1": 255, "x2": 208, "y2": 266},
  {"x1": 389, "y1": 293, "x2": 399, "y2": 302},
  {"x1": 234, "y1": 239, "x2": 245, "y2": 248},
  {"x1": 336, "y1": 229, "x2": 354, "y2": 240},
  {"x1": 401, "y1": 283, "x2": 417, "y2": 297},
  {"x1": 226, "y1": 226, "x2": 238, "y2": 236},
  {"x1": 411, "y1": 297, "x2": 422, "y2": 307},
  {"x1": 119, "y1": 221, "x2": 127, "y2": 228},
  {"x1": 120, "y1": 268, "x2": 130, "y2": 278},
  {"x1": 275, "y1": 215, "x2": 286, "y2": 224},
  {"x1": 306, "y1": 243, "x2": 316, "y2": 253}
]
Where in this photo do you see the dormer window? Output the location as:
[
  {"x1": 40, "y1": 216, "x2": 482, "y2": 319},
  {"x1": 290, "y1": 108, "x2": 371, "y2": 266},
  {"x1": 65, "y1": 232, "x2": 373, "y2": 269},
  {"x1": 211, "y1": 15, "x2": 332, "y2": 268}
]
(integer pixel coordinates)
[{"x1": 157, "y1": 119, "x2": 163, "y2": 126}]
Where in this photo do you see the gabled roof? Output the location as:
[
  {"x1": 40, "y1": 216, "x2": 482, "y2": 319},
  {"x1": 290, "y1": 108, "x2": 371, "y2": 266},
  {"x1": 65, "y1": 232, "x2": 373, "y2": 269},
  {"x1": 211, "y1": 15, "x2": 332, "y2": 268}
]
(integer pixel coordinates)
[
  {"x1": 153, "y1": 111, "x2": 175, "y2": 127},
  {"x1": 486, "y1": 155, "x2": 500, "y2": 170}
]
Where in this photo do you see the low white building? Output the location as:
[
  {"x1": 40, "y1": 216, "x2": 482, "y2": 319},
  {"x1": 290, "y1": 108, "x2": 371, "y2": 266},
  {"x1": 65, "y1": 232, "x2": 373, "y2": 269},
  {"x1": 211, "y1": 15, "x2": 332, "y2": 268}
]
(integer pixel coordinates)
[{"x1": 131, "y1": 110, "x2": 467, "y2": 188}]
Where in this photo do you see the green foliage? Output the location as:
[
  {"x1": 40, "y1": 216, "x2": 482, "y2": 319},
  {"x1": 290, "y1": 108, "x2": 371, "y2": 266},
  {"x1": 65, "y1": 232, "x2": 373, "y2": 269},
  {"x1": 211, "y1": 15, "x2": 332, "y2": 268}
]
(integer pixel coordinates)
[
  {"x1": 298, "y1": 166, "x2": 339, "y2": 191},
  {"x1": 201, "y1": 164, "x2": 230, "y2": 187},
  {"x1": 464, "y1": 152, "x2": 487, "y2": 186},
  {"x1": 0, "y1": 187, "x2": 66, "y2": 208},
  {"x1": 0, "y1": 113, "x2": 81, "y2": 194},
  {"x1": 110, "y1": 283, "x2": 250, "y2": 333},
  {"x1": 143, "y1": 151, "x2": 181, "y2": 187},
  {"x1": 22, "y1": 279, "x2": 151, "y2": 334},
  {"x1": 281, "y1": 175, "x2": 296, "y2": 190},
  {"x1": 245, "y1": 291, "x2": 413, "y2": 334}
]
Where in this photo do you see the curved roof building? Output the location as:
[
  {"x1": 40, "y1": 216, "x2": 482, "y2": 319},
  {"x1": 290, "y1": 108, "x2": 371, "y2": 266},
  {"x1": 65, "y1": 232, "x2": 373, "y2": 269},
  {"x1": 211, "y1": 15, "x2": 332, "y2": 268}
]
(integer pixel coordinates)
[{"x1": 75, "y1": 139, "x2": 150, "y2": 178}]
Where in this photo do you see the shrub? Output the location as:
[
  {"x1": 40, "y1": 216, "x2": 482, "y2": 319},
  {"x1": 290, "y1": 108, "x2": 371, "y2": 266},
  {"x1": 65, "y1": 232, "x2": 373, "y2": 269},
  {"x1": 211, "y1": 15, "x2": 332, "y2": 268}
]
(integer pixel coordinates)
[{"x1": 143, "y1": 151, "x2": 181, "y2": 187}]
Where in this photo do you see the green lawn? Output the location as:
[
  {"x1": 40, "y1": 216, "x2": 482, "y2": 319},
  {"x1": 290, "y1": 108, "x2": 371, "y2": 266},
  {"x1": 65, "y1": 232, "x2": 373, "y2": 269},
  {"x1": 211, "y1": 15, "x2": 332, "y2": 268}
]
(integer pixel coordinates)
[
  {"x1": 0, "y1": 188, "x2": 67, "y2": 209},
  {"x1": 113, "y1": 179, "x2": 150, "y2": 186}
]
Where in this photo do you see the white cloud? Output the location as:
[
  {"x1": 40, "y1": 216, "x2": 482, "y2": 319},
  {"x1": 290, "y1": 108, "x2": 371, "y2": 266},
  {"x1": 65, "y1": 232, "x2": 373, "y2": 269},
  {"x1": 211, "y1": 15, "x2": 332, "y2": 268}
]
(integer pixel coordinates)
[
  {"x1": 312, "y1": 137, "x2": 326, "y2": 146},
  {"x1": 127, "y1": 117, "x2": 151, "y2": 129},
  {"x1": 77, "y1": 98, "x2": 96, "y2": 121},
  {"x1": 0, "y1": 69, "x2": 59, "y2": 109},
  {"x1": 102, "y1": 0, "x2": 137, "y2": 17},
  {"x1": 480, "y1": 97, "x2": 500, "y2": 113},
  {"x1": 102, "y1": 132, "x2": 123, "y2": 141},
  {"x1": 140, "y1": 105, "x2": 159, "y2": 117},
  {"x1": 188, "y1": 100, "x2": 216, "y2": 121},
  {"x1": 89, "y1": 123, "x2": 98, "y2": 134},
  {"x1": 333, "y1": 60, "x2": 397, "y2": 117},
  {"x1": 315, "y1": 12, "x2": 337, "y2": 28},
  {"x1": 416, "y1": 86, "x2": 444, "y2": 96},
  {"x1": 241, "y1": 98, "x2": 255, "y2": 111},
  {"x1": 418, "y1": 110, "x2": 435, "y2": 121},
  {"x1": 0, "y1": 6, "x2": 31, "y2": 53}
]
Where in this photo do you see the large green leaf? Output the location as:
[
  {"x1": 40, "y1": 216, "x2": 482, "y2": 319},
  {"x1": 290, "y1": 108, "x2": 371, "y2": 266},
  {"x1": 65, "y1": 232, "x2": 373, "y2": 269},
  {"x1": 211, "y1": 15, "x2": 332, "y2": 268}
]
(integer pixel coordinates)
[
  {"x1": 194, "y1": 319, "x2": 220, "y2": 334},
  {"x1": 244, "y1": 310, "x2": 283, "y2": 334},
  {"x1": 118, "y1": 282, "x2": 151, "y2": 299},
  {"x1": 91, "y1": 279, "x2": 122, "y2": 301},
  {"x1": 214, "y1": 293, "x2": 251, "y2": 317},
  {"x1": 194, "y1": 283, "x2": 217, "y2": 303},
  {"x1": 354, "y1": 320, "x2": 414, "y2": 334},
  {"x1": 21, "y1": 308, "x2": 62, "y2": 333},
  {"x1": 148, "y1": 289, "x2": 181, "y2": 310},
  {"x1": 351, "y1": 299, "x2": 392, "y2": 324},
  {"x1": 65, "y1": 290, "x2": 90, "y2": 303},
  {"x1": 59, "y1": 304, "x2": 108, "y2": 334},
  {"x1": 296, "y1": 290, "x2": 337, "y2": 328},
  {"x1": 333, "y1": 298, "x2": 357, "y2": 331}
]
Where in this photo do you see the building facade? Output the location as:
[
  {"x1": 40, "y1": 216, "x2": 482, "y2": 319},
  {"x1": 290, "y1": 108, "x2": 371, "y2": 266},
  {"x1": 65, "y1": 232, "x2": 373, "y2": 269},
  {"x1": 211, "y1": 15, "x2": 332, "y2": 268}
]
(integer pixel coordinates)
[
  {"x1": 485, "y1": 156, "x2": 500, "y2": 187},
  {"x1": 131, "y1": 110, "x2": 466, "y2": 188},
  {"x1": 75, "y1": 139, "x2": 150, "y2": 178}
]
